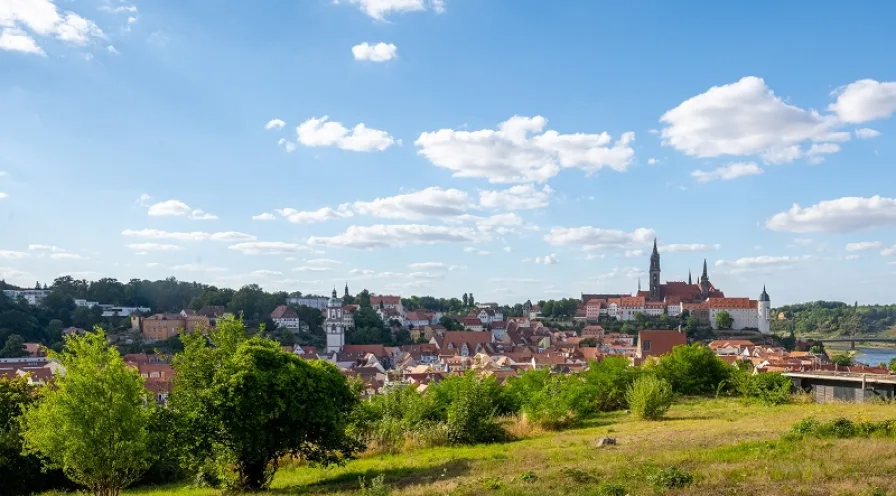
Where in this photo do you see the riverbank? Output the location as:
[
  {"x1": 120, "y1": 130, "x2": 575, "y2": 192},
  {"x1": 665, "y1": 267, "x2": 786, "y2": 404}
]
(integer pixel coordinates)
[{"x1": 108, "y1": 398, "x2": 896, "y2": 496}]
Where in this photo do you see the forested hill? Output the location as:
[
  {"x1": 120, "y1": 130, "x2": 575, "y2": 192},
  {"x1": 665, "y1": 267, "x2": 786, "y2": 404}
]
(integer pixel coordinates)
[{"x1": 770, "y1": 301, "x2": 896, "y2": 337}]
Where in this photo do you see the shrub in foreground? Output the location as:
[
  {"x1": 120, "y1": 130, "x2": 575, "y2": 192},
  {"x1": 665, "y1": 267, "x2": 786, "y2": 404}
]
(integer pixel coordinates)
[
  {"x1": 626, "y1": 375, "x2": 673, "y2": 420},
  {"x1": 651, "y1": 344, "x2": 731, "y2": 395},
  {"x1": 788, "y1": 417, "x2": 896, "y2": 439}
]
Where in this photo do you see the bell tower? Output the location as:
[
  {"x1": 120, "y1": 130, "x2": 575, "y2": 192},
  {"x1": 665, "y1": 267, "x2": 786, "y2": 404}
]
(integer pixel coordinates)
[
  {"x1": 325, "y1": 287, "x2": 345, "y2": 354},
  {"x1": 649, "y1": 238, "x2": 661, "y2": 301}
]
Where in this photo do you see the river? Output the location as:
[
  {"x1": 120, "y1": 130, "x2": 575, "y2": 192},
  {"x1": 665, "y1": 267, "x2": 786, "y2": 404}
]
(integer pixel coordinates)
[{"x1": 828, "y1": 346, "x2": 896, "y2": 367}]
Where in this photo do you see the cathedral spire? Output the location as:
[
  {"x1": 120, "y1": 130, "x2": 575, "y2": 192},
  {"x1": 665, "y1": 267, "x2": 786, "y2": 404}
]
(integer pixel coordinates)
[
  {"x1": 702, "y1": 259, "x2": 708, "y2": 279},
  {"x1": 638, "y1": 277, "x2": 641, "y2": 292},
  {"x1": 344, "y1": 281, "x2": 349, "y2": 297},
  {"x1": 649, "y1": 237, "x2": 661, "y2": 300},
  {"x1": 332, "y1": 286, "x2": 337, "y2": 299},
  {"x1": 688, "y1": 270, "x2": 692, "y2": 285}
]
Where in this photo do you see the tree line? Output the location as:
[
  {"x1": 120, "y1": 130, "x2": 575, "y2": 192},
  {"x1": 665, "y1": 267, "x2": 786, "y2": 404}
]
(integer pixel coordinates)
[{"x1": 769, "y1": 301, "x2": 896, "y2": 337}]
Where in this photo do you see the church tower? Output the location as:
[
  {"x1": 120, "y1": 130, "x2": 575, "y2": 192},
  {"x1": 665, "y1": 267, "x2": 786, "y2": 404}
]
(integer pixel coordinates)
[
  {"x1": 758, "y1": 285, "x2": 771, "y2": 334},
  {"x1": 344, "y1": 281, "x2": 350, "y2": 298},
  {"x1": 325, "y1": 287, "x2": 345, "y2": 354},
  {"x1": 649, "y1": 238, "x2": 661, "y2": 301},
  {"x1": 699, "y1": 259, "x2": 711, "y2": 299}
]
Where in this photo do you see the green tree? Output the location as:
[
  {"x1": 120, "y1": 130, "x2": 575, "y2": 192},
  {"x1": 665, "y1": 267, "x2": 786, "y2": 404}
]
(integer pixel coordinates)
[
  {"x1": 714, "y1": 310, "x2": 734, "y2": 330},
  {"x1": 439, "y1": 316, "x2": 463, "y2": 331},
  {"x1": 462, "y1": 293, "x2": 468, "y2": 307},
  {"x1": 358, "y1": 289, "x2": 371, "y2": 308},
  {"x1": 626, "y1": 375, "x2": 673, "y2": 420},
  {"x1": 170, "y1": 317, "x2": 360, "y2": 491},
  {"x1": 830, "y1": 352, "x2": 855, "y2": 366},
  {"x1": 889, "y1": 358, "x2": 896, "y2": 374},
  {"x1": 20, "y1": 329, "x2": 153, "y2": 496},
  {"x1": 651, "y1": 344, "x2": 731, "y2": 395},
  {"x1": 0, "y1": 334, "x2": 28, "y2": 358}
]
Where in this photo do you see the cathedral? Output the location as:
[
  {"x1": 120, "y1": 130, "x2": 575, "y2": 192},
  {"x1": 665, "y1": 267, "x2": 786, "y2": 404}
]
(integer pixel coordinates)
[{"x1": 637, "y1": 239, "x2": 725, "y2": 304}]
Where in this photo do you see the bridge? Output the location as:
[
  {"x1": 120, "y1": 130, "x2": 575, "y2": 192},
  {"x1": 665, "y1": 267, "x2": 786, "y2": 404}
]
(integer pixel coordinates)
[{"x1": 815, "y1": 337, "x2": 896, "y2": 350}]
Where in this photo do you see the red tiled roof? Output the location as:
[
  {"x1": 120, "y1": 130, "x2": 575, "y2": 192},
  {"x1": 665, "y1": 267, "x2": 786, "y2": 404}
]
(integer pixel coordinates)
[
  {"x1": 342, "y1": 344, "x2": 388, "y2": 357},
  {"x1": 638, "y1": 330, "x2": 687, "y2": 358},
  {"x1": 271, "y1": 305, "x2": 299, "y2": 319},
  {"x1": 371, "y1": 295, "x2": 401, "y2": 305},
  {"x1": 707, "y1": 297, "x2": 757, "y2": 309}
]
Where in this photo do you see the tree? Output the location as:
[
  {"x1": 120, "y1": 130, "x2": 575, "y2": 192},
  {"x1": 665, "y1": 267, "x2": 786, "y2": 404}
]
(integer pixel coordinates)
[
  {"x1": 651, "y1": 344, "x2": 731, "y2": 395},
  {"x1": 358, "y1": 289, "x2": 371, "y2": 308},
  {"x1": 714, "y1": 310, "x2": 733, "y2": 330},
  {"x1": 469, "y1": 293, "x2": 475, "y2": 307},
  {"x1": 439, "y1": 316, "x2": 463, "y2": 331},
  {"x1": 888, "y1": 357, "x2": 896, "y2": 374},
  {"x1": 0, "y1": 334, "x2": 28, "y2": 358},
  {"x1": 830, "y1": 352, "x2": 855, "y2": 367},
  {"x1": 170, "y1": 317, "x2": 360, "y2": 490},
  {"x1": 20, "y1": 329, "x2": 153, "y2": 496},
  {"x1": 462, "y1": 293, "x2": 468, "y2": 307}
]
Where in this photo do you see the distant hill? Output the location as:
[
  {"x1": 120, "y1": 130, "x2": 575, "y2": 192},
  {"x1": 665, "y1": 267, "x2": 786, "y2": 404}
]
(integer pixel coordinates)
[{"x1": 770, "y1": 301, "x2": 896, "y2": 337}]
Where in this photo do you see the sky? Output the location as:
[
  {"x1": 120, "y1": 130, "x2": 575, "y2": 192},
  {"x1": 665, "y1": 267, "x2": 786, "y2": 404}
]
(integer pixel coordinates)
[{"x1": 1, "y1": 0, "x2": 896, "y2": 306}]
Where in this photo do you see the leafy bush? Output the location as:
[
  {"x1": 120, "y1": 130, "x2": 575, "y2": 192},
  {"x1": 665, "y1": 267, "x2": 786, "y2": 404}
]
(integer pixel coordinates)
[
  {"x1": 358, "y1": 474, "x2": 390, "y2": 496},
  {"x1": 581, "y1": 356, "x2": 642, "y2": 412},
  {"x1": 651, "y1": 344, "x2": 731, "y2": 395},
  {"x1": 595, "y1": 482, "x2": 627, "y2": 496},
  {"x1": 788, "y1": 417, "x2": 896, "y2": 439},
  {"x1": 648, "y1": 466, "x2": 693, "y2": 489},
  {"x1": 626, "y1": 375, "x2": 673, "y2": 420},
  {"x1": 730, "y1": 371, "x2": 792, "y2": 405},
  {"x1": 519, "y1": 373, "x2": 596, "y2": 430}
]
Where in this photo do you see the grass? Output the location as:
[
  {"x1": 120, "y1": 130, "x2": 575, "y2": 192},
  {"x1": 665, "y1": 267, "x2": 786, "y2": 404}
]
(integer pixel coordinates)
[{"x1": 117, "y1": 398, "x2": 896, "y2": 496}]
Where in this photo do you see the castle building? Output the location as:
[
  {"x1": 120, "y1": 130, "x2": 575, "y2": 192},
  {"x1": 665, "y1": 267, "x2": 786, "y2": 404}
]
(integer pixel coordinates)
[
  {"x1": 584, "y1": 239, "x2": 772, "y2": 333},
  {"x1": 325, "y1": 288, "x2": 345, "y2": 354}
]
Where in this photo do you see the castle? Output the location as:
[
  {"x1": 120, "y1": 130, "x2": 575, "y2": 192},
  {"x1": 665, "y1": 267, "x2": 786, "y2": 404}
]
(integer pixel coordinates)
[{"x1": 584, "y1": 239, "x2": 771, "y2": 333}]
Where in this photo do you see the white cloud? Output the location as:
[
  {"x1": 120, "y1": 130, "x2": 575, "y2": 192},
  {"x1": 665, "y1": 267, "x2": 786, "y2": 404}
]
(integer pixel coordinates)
[
  {"x1": 647, "y1": 158, "x2": 659, "y2": 165},
  {"x1": 691, "y1": 162, "x2": 763, "y2": 182},
  {"x1": 28, "y1": 244, "x2": 65, "y2": 253},
  {"x1": 135, "y1": 193, "x2": 152, "y2": 206},
  {"x1": 352, "y1": 187, "x2": 471, "y2": 219},
  {"x1": 252, "y1": 212, "x2": 276, "y2": 221},
  {"x1": 415, "y1": 115, "x2": 636, "y2": 184},
  {"x1": 597, "y1": 267, "x2": 644, "y2": 280},
  {"x1": 305, "y1": 258, "x2": 342, "y2": 266},
  {"x1": 463, "y1": 247, "x2": 490, "y2": 255},
  {"x1": 881, "y1": 245, "x2": 896, "y2": 256},
  {"x1": 293, "y1": 266, "x2": 332, "y2": 272},
  {"x1": 829, "y1": 79, "x2": 896, "y2": 123},
  {"x1": 0, "y1": 266, "x2": 32, "y2": 282},
  {"x1": 296, "y1": 116, "x2": 395, "y2": 152},
  {"x1": 171, "y1": 264, "x2": 228, "y2": 273},
  {"x1": 99, "y1": 5, "x2": 138, "y2": 14},
  {"x1": 0, "y1": 27, "x2": 45, "y2": 55},
  {"x1": 660, "y1": 243, "x2": 721, "y2": 253},
  {"x1": 0, "y1": 250, "x2": 29, "y2": 260},
  {"x1": 50, "y1": 253, "x2": 86, "y2": 260},
  {"x1": 766, "y1": 195, "x2": 896, "y2": 233},
  {"x1": 545, "y1": 227, "x2": 654, "y2": 250},
  {"x1": 715, "y1": 255, "x2": 813, "y2": 273},
  {"x1": 352, "y1": 42, "x2": 397, "y2": 62},
  {"x1": 309, "y1": 224, "x2": 476, "y2": 249},
  {"x1": 660, "y1": 76, "x2": 841, "y2": 164},
  {"x1": 855, "y1": 128, "x2": 881, "y2": 139},
  {"x1": 503, "y1": 246, "x2": 511, "y2": 253},
  {"x1": 250, "y1": 269, "x2": 282, "y2": 277},
  {"x1": 479, "y1": 184, "x2": 552, "y2": 210},
  {"x1": 228, "y1": 242, "x2": 311, "y2": 255},
  {"x1": 126, "y1": 243, "x2": 183, "y2": 252},
  {"x1": 275, "y1": 206, "x2": 353, "y2": 223},
  {"x1": 265, "y1": 119, "x2": 285, "y2": 130},
  {"x1": 145, "y1": 262, "x2": 162, "y2": 268},
  {"x1": 845, "y1": 241, "x2": 882, "y2": 252},
  {"x1": 526, "y1": 254, "x2": 557, "y2": 265},
  {"x1": 343, "y1": 0, "x2": 443, "y2": 20},
  {"x1": 106, "y1": 44, "x2": 118, "y2": 55},
  {"x1": 408, "y1": 262, "x2": 459, "y2": 270},
  {"x1": 624, "y1": 250, "x2": 643, "y2": 258},
  {"x1": 0, "y1": 193, "x2": 6, "y2": 200},
  {"x1": 472, "y1": 213, "x2": 524, "y2": 234},
  {"x1": 147, "y1": 200, "x2": 218, "y2": 220},
  {"x1": 121, "y1": 229, "x2": 256, "y2": 241}
]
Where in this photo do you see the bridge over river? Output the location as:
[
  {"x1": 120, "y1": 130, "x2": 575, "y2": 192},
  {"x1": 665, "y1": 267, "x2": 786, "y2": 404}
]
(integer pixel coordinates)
[{"x1": 814, "y1": 337, "x2": 896, "y2": 350}]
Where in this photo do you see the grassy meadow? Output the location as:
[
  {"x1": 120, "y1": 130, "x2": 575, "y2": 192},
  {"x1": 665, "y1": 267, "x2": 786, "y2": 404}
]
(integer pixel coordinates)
[{"x1": 108, "y1": 398, "x2": 896, "y2": 496}]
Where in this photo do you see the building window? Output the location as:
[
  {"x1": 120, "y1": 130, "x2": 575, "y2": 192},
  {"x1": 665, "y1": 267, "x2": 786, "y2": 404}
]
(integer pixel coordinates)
[{"x1": 643, "y1": 340, "x2": 651, "y2": 351}]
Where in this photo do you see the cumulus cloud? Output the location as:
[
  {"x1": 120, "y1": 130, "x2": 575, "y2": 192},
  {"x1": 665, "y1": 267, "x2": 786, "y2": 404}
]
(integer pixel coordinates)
[
  {"x1": 408, "y1": 262, "x2": 460, "y2": 270},
  {"x1": 597, "y1": 267, "x2": 645, "y2": 280},
  {"x1": 479, "y1": 184, "x2": 553, "y2": 210},
  {"x1": 49, "y1": 253, "x2": 86, "y2": 261},
  {"x1": 265, "y1": 119, "x2": 285, "y2": 130},
  {"x1": 121, "y1": 229, "x2": 256, "y2": 242},
  {"x1": 0, "y1": 0, "x2": 105, "y2": 55},
  {"x1": 309, "y1": 224, "x2": 476, "y2": 249},
  {"x1": 28, "y1": 244, "x2": 65, "y2": 253},
  {"x1": 855, "y1": 128, "x2": 882, "y2": 139},
  {"x1": 660, "y1": 77, "x2": 845, "y2": 164},
  {"x1": 415, "y1": 115, "x2": 636, "y2": 184},
  {"x1": 352, "y1": 187, "x2": 471, "y2": 219},
  {"x1": 624, "y1": 249, "x2": 643, "y2": 258},
  {"x1": 0, "y1": 28, "x2": 45, "y2": 55},
  {"x1": 275, "y1": 206, "x2": 353, "y2": 223},
  {"x1": 881, "y1": 245, "x2": 896, "y2": 256},
  {"x1": 829, "y1": 79, "x2": 896, "y2": 123},
  {"x1": 845, "y1": 241, "x2": 882, "y2": 252},
  {"x1": 147, "y1": 200, "x2": 218, "y2": 220},
  {"x1": 352, "y1": 42, "x2": 397, "y2": 62},
  {"x1": 296, "y1": 116, "x2": 395, "y2": 152},
  {"x1": 463, "y1": 247, "x2": 490, "y2": 255},
  {"x1": 765, "y1": 195, "x2": 896, "y2": 233},
  {"x1": 544, "y1": 227, "x2": 655, "y2": 250},
  {"x1": 691, "y1": 162, "x2": 763, "y2": 182},
  {"x1": 342, "y1": 0, "x2": 444, "y2": 20},
  {"x1": 252, "y1": 212, "x2": 276, "y2": 221},
  {"x1": 715, "y1": 255, "x2": 813, "y2": 273},
  {"x1": 228, "y1": 242, "x2": 311, "y2": 255},
  {"x1": 525, "y1": 254, "x2": 558, "y2": 265},
  {"x1": 647, "y1": 158, "x2": 659, "y2": 165},
  {"x1": 126, "y1": 243, "x2": 183, "y2": 252}
]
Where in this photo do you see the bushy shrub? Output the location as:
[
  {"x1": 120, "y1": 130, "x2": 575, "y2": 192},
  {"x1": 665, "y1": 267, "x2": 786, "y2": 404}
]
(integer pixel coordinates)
[
  {"x1": 626, "y1": 375, "x2": 673, "y2": 420},
  {"x1": 788, "y1": 417, "x2": 896, "y2": 439},
  {"x1": 581, "y1": 356, "x2": 642, "y2": 412},
  {"x1": 651, "y1": 344, "x2": 731, "y2": 395},
  {"x1": 444, "y1": 377, "x2": 507, "y2": 445},
  {"x1": 505, "y1": 369, "x2": 597, "y2": 430},
  {"x1": 595, "y1": 482, "x2": 627, "y2": 496},
  {"x1": 730, "y1": 371, "x2": 792, "y2": 405},
  {"x1": 648, "y1": 466, "x2": 693, "y2": 489}
]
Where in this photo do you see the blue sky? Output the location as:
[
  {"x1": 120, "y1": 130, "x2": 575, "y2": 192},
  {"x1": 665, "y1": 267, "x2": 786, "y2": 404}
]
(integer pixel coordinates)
[{"x1": 2, "y1": 0, "x2": 896, "y2": 306}]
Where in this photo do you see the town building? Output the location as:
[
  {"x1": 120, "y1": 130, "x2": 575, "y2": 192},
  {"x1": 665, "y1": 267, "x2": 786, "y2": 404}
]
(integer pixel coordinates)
[
  {"x1": 286, "y1": 295, "x2": 329, "y2": 310},
  {"x1": 2, "y1": 289, "x2": 51, "y2": 305},
  {"x1": 325, "y1": 288, "x2": 345, "y2": 354},
  {"x1": 270, "y1": 305, "x2": 301, "y2": 329}
]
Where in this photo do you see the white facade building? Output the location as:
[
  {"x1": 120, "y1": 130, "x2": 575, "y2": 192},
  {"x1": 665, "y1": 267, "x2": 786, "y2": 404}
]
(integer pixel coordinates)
[
  {"x1": 2, "y1": 289, "x2": 51, "y2": 306},
  {"x1": 325, "y1": 289, "x2": 345, "y2": 354},
  {"x1": 286, "y1": 296, "x2": 329, "y2": 310}
]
